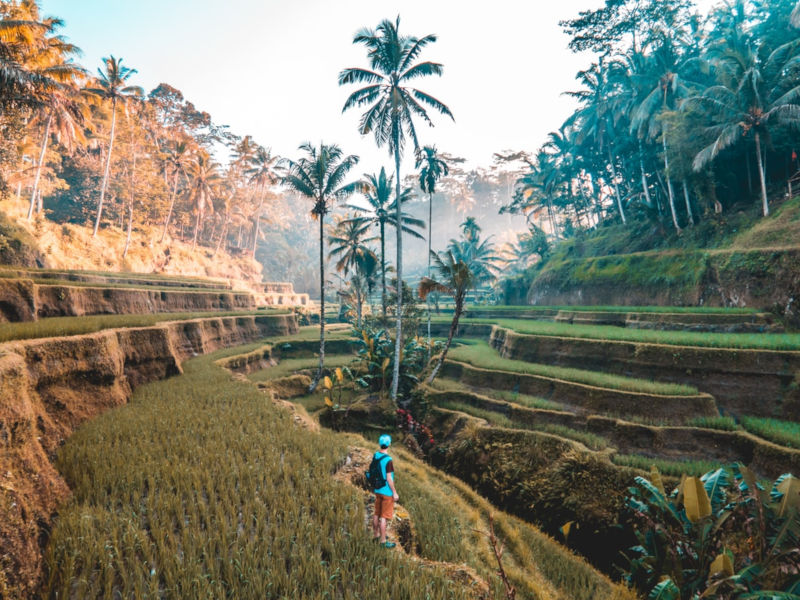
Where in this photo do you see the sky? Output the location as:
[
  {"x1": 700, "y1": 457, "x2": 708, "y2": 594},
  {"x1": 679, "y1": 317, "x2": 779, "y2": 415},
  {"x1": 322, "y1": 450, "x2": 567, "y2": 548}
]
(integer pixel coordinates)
[
  {"x1": 39, "y1": 0, "x2": 718, "y2": 175},
  {"x1": 38, "y1": 0, "x2": 610, "y2": 174}
]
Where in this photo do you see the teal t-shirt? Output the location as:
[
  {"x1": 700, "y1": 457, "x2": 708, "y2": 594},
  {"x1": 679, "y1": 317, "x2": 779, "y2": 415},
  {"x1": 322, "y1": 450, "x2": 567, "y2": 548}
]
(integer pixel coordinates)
[{"x1": 373, "y1": 451, "x2": 394, "y2": 497}]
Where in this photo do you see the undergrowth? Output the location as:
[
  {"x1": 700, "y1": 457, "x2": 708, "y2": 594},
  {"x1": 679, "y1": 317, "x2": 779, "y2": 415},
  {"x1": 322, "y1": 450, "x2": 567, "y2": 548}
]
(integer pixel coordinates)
[{"x1": 612, "y1": 454, "x2": 722, "y2": 477}]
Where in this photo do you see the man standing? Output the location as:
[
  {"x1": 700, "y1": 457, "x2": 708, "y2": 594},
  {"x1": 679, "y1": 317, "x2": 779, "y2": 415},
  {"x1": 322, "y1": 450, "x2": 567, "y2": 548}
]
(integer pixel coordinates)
[{"x1": 370, "y1": 434, "x2": 399, "y2": 548}]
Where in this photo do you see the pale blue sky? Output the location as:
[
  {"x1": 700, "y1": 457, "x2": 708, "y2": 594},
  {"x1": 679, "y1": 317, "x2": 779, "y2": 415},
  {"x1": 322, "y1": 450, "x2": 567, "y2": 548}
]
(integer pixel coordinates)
[{"x1": 39, "y1": 1, "x2": 715, "y2": 174}]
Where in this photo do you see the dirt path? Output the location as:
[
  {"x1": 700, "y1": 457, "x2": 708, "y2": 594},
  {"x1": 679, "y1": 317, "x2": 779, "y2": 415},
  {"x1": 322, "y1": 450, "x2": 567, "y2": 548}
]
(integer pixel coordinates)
[{"x1": 333, "y1": 445, "x2": 491, "y2": 599}]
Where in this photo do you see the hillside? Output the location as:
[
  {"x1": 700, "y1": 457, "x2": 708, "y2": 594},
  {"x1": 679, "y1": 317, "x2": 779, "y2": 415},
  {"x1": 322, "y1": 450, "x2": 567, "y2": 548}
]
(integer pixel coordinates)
[
  {"x1": 0, "y1": 200, "x2": 263, "y2": 288},
  {"x1": 505, "y1": 195, "x2": 800, "y2": 315}
]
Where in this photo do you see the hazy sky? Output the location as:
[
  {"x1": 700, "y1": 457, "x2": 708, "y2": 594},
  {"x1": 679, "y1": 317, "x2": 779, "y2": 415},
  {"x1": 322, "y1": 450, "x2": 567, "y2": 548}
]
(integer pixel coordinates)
[{"x1": 39, "y1": 1, "x2": 716, "y2": 174}]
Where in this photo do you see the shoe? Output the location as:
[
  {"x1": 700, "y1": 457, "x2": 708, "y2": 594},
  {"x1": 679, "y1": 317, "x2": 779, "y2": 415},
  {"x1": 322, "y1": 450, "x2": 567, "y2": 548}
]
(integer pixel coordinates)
[
  {"x1": 381, "y1": 541, "x2": 396, "y2": 549},
  {"x1": 372, "y1": 536, "x2": 380, "y2": 543}
]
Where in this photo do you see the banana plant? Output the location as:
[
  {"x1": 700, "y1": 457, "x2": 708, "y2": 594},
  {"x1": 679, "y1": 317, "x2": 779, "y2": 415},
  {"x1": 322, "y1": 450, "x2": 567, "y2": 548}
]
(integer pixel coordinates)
[{"x1": 624, "y1": 464, "x2": 800, "y2": 599}]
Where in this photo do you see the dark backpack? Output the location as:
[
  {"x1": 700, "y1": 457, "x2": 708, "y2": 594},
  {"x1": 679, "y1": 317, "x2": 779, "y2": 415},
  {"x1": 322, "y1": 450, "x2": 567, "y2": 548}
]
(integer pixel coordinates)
[{"x1": 365, "y1": 454, "x2": 389, "y2": 489}]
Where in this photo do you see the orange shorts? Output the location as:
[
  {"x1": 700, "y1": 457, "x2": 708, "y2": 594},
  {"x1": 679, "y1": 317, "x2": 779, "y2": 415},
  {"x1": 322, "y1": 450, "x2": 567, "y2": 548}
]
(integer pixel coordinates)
[{"x1": 374, "y1": 494, "x2": 394, "y2": 520}]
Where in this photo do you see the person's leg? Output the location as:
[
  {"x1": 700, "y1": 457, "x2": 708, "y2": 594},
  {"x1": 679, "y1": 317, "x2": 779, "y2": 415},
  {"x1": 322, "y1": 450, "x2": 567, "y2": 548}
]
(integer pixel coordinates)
[{"x1": 379, "y1": 517, "x2": 387, "y2": 543}]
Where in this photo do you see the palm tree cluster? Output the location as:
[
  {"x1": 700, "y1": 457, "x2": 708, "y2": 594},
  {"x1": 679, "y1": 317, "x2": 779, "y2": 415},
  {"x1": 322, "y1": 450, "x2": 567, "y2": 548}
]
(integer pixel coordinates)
[
  {"x1": 0, "y1": 2, "x2": 282, "y2": 259},
  {"x1": 505, "y1": 0, "x2": 800, "y2": 245}
]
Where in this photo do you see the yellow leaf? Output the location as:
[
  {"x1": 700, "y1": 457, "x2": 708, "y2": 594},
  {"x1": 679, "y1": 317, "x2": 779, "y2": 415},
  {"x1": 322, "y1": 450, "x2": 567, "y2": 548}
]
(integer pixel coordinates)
[
  {"x1": 650, "y1": 465, "x2": 666, "y2": 496},
  {"x1": 709, "y1": 552, "x2": 734, "y2": 578},
  {"x1": 560, "y1": 521, "x2": 574, "y2": 540},
  {"x1": 683, "y1": 477, "x2": 712, "y2": 523},
  {"x1": 335, "y1": 367, "x2": 343, "y2": 383},
  {"x1": 381, "y1": 357, "x2": 390, "y2": 371},
  {"x1": 322, "y1": 376, "x2": 332, "y2": 390},
  {"x1": 324, "y1": 396, "x2": 333, "y2": 407}
]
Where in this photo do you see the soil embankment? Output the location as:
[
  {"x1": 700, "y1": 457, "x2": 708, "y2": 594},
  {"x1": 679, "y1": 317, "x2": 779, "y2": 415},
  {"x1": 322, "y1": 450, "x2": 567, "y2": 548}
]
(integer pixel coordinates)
[
  {"x1": 490, "y1": 327, "x2": 800, "y2": 419},
  {"x1": 0, "y1": 313, "x2": 296, "y2": 598},
  {"x1": 0, "y1": 278, "x2": 260, "y2": 322}
]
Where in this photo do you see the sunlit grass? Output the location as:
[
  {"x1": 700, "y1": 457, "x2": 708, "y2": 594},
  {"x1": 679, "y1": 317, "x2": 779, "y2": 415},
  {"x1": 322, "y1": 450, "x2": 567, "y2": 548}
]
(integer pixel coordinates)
[
  {"x1": 740, "y1": 416, "x2": 800, "y2": 449},
  {"x1": 687, "y1": 416, "x2": 739, "y2": 431},
  {"x1": 457, "y1": 305, "x2": 758, "y2": 315},
  {"x1": 247, "y1": 354, "x2": 358, "y2": 383},
  {"x1": 446, "y1": 340, "x2": 699, "y2": 396},
  {"x1": 612, "y1": 454, "x2": 722, "y2": 477},
  {"x1": 459, "y1": 319, "x2": 800, "y2": 351},
  {"x1": 0, "y1": 311, "x2": 285, "y2": 343},
  {"x1": 428, "y1": 378, "x2": 564, "y2": 411}
]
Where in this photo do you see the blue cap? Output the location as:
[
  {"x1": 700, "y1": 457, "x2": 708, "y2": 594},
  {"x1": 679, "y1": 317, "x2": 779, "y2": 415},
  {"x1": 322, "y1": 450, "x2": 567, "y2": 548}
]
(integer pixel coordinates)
[{"x1": 379, "y1": 434, "x2": 392, "y2": 448}]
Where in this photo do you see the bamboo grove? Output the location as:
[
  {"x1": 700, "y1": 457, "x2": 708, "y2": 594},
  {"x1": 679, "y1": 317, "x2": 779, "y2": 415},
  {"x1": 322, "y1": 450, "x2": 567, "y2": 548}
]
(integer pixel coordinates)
[{"x1": 503, "y1": 0, "x2": 800, "y2": 242}]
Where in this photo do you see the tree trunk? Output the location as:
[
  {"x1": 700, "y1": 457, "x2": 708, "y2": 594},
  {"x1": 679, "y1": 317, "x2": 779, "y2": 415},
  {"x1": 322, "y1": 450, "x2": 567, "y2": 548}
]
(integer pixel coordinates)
[
  {"x1": 214, "y1": 218, "x2": 229, "y2": 257},
  {"x1": 426, "y1": 191, "x2": 433, "y2": 361},
  {"x1": 123, "y1": 150, "x2": 136, "y2": 260},
  {"x1": 380, "y1": 220, "x2": 387, "y2": 321},
  {"x1": 356, "y1": 285, "x2": 362, "y2": 329},
  {"x1": 192, "y1": 207, "x2": 201, "y2": 251},
  {"x1": 682, "y1": 180, "x2": 695, "y2": 226},
  {"x1": 607, "y1": 146, "x2": 626, "y2": 224},
  {"x1": 638, "y1": 141, "x2": 653, "y2": 208},
  {"x1": 94, "y1": 97, "x2": 117, "y2": 237},
  {"x1": 662, "y1": 133, "x2": 681, "y2": 233},
  {"x1": 755, "y1": 132, "x2": 769, "y2": 217},
  {"x1": 427, "y1": 293, "x2": 462, "y2": 383},
  {"x1": 252, "y1": 193, "x2": 264, "y2": 258},
  {"x1": 28, "y1": 115, "x2": 51, "y2": 220},
  {"x1": 309, "y1": 212, "x2": 325, "y2": 392},
  {"x1": 391, "y1": 131, "x2": 403, "y2": 402},
  {"x1": 160, "y1": 174, "x2": 179, "y2": 243}
]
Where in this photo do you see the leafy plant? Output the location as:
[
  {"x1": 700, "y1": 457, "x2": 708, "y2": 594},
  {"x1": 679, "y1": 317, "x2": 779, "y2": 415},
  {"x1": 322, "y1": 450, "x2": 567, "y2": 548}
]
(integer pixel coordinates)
[{"x1": 623, "y1": 464, "x2": 800, "y2": 599}]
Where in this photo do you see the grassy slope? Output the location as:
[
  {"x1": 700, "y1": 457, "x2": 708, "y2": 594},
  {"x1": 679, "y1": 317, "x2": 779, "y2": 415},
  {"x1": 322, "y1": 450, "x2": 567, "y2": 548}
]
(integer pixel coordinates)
[
  {"x1": 0, "y1": 311, "x2": 289, "y2": 343},
  {"x1": 45, "y1": 345, "x2": 633, "y2": 600},
  {"x1": 446, "y1": 340, "x2": 699, "y2": 396}
]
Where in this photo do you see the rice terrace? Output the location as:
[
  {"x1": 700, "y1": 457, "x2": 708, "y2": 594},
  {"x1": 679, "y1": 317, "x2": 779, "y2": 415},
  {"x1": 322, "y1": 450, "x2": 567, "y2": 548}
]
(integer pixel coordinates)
[{"x1": 2, "y1": 0, "x2": 800, "y2": 598}]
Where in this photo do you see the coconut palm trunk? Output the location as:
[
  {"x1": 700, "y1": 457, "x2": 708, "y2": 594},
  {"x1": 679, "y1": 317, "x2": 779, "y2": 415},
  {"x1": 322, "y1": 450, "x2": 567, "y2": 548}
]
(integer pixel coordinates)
[
  {"x1": 426, "y1": 190, "x2": 433, "y2": 359},
  {"x1": 662, "y1": 134, "x2": 681, "y2": 232},
  {"x1": 311, "y1": 214, "x2": 325, "y2": 392},
  {"x1": 427, "y1": 291, "x2": 463, "y2": 383},
  {"x1": 380, "y1": 220, "x2": 387, "y2": 320},
  {"x1": 638, "y1": 142, "x2": 653, "y2": 208},
  {"x1": 682, "y1": 180, "x2": 694, "y2": 226},
  {"x1": 191, "y1": 208, "x2": 201, "y2": 250},
  {"x1": 160, "y1": 174, "x2": 180, "y2": 243},
  {"x1": 28, "y1": 115, "x2": 51, "y2": 220},
  {"x1": 755, "y1": 132, "x2": 769, "y2": 217},
  {"x1": 391, "y1": 130, "x2": 403, "y2": 402},
  {"x1": 252, "y1": 192, "x2": 264, "y2": 258},
  {"x1": 94, "y1": 97, "x2": 117, "y2": 237},
  {"x1": 606, "y1": 146, "x2": 626, "y2": 224}
]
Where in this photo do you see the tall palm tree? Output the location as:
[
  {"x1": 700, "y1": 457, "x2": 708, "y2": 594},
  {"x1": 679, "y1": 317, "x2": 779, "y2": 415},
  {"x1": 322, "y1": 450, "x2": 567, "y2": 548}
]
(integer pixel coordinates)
[
  {"x1": 419, "y1": 236, "x2": 497, "y2": 383},
  {"x1": 185, "y1": 152, "x2": 221, "y2": 251},
  {"x1": 686, "y1": 39, "x2": 800, "y2": 216},
  {"x1": 160, "y1": 139, "x2": 192, "y2": 242},
  {"x1": 416, "y1": 145, "x2": 448, "y2": 352},
  {"x1": 340, "y1": 16, "x2": 453, "y2": 401},
  {"x1": 245, "y1": 146, "x2": 281, "y2": 258},
  {"x1": 344, "y1": 167, "x2": 425, "y2": 320},
  {"x1": 282, "y1": 142, "x2": 360, "y2": 391},
  {"x1": 85, "y1": 56, "x2": 143, "y2": 236}
]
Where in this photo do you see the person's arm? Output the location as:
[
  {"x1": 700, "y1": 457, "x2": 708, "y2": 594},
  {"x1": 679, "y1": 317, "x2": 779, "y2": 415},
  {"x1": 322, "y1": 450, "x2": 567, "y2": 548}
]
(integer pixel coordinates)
[{"x1": 386, "y1": 461, "x2": 399, "y2": 501}]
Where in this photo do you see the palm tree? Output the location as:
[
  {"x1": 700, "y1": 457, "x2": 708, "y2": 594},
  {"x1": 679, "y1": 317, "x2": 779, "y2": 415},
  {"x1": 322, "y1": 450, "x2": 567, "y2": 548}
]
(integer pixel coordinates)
[
  {"x1": 686, "y1": 40, "x2": 800, "y2": 216},
  {"x1": 329, "y1": 217, "x2": 379, "y2": 328},
  {"x1": 27, "y1": 86, "x2": 86, "y2": 219},
  {"x1": 460, "y1": 216, "x2": 482, "y2": 243},
  {"x1": 185, "y1": 152, "x2": 221, "y2": 250},
  {"x1": 415, "y1": 145, "x2": 448, "y2": 353},
  {"x1": 282, "y1": 142, "x2": 360, "y2": 391},
  {"x1": 85, "y1": 56, "x2": 143, "y2": 237},
  {"x1": 245, "y1": 146, "x2": 280, "y2": 258},
  {"x1": 340, "y1": 16, "x2": 453, "y2": 401},
  {"x1": 160, "y1": 139, "x2": 192, "y2": 242},
  {"x1": 419, "y1": 236, "x2": 497, "y2": 383},
  {"x1": 344, "y1": 167, "x2": 425, "y2": 320},
  {"x1": 328, "y1": 216, "x2": 377, "y2": 275}
]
